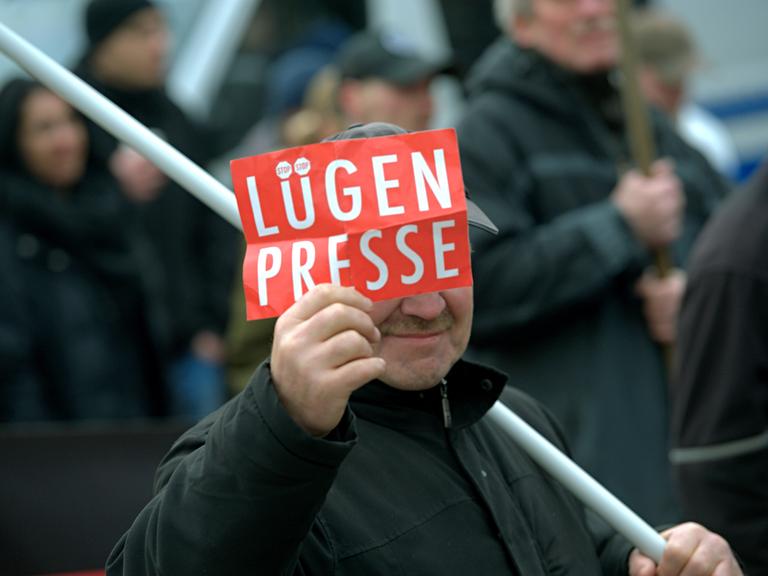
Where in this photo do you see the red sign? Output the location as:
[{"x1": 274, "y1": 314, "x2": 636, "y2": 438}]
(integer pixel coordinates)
[{"x1": 231, "y1": 128, "x2": 472, "y2": 320}]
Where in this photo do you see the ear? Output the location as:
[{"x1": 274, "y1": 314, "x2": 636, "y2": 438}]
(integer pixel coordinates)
[{"x1": 511, "y1": 12, "x2": 535, "y2": 47}]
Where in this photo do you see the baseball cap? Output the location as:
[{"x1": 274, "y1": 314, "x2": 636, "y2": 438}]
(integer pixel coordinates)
[
  {"x1": 323, "y1": 122, "x2": 498, "y2": 234},
  {"x1": 337, "y1": 30, "x2": 452, "y2": 87},
  {"x1": 632, "y1": 10, "x2": 699, "y2": 87}
]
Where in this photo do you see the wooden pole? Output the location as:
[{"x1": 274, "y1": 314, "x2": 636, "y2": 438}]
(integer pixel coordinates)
[
  {"x1": 615, "y1": 0, "x2": 674, "y2": 370},
  {"x1": 615, "y1": 0, "x2": 672, "y2": 277}
]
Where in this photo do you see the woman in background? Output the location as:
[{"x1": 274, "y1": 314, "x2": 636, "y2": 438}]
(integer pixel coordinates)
[{"x1": 0, "y1": 78, "x2": 166, "y2": 422}]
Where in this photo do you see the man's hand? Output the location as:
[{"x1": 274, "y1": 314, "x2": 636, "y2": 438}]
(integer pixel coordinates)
[
  {"x1": 635, "y1": 268, "x2": 686, "y2": 344},
  {"x1": 270, "y1": 285, "x2": 386, "y2": 437},
  {"x1": 612, "y1": 159, "x2": 685, "y2": 249},
  {"x1": 629, "y1": 523, "x2": 742, "y2": 576},
  {"x1": 109, "y1": 145, "x2": 167, "y2": 202}
]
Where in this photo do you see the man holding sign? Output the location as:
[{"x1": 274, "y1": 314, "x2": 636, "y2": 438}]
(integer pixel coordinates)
[{"x1": 107, "y1": 124, "x2": 739, "y2": 576}]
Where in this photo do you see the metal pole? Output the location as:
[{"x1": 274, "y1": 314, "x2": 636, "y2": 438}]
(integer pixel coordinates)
[{"x1": 488, "y1": 402, "x2": 666, "y2": 562}]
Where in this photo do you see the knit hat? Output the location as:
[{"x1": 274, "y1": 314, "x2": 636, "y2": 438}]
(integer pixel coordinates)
[
  {"x1": 85, "y1": 0, "x2": 154, "y2": 48},
  {"x1": 632, "y1": 10, "x2": 699, "y2": 87}
]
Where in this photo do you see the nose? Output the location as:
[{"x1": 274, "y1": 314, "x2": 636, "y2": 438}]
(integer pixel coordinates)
[
  {"x1": 53, "y1": 121, "x2": 81, "y2": 153},
  {"x1": 400, "y1": 291, "x2": 446, "y2": 320},
  {"x1": 149, "y1": 28, "x2": 169, "y2": 63}
]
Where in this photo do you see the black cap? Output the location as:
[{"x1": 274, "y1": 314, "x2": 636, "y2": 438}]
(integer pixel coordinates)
[
  {"x1": 85, "y1": 0, "x2": 154, "y2": 48},
  {"x1": 337, "y1": 31, "x2": 452, "y2": 87},
  {"x1": 324, "y1": 122, "x2": 498, "y2": 234}
]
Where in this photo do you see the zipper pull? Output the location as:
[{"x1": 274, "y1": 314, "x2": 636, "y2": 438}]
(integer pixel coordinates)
[{"x1": 439, "y1": 378, "x2": 452, "y2": 429}]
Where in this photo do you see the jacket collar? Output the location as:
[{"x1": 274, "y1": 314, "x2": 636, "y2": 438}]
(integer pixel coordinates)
[{"x1": 349, "y1": 358, "x2": 507, "y2": 432}]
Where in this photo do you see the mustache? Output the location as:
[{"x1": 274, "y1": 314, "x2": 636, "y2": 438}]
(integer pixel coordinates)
[
  {"x1": 378, "y1": 309, "x2": 454, "y2": 336},
  {"x1": 572, "y1": 17, "x2": 616, "y2": 35}
]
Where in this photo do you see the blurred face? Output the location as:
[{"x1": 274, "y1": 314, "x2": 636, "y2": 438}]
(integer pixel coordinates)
[
  {"x1": 638, "y1": 66, "x2": 685, "y2": 117},
  {"x1": 90, "y1": 8, "x2": 168, "y2": 89},
  {"x1": 514, "y1": 0, "x2": 619, "y2": 73},
  {"x1": 368, "y1": 287, "x2": 473, "y2": 391},
  {"x1": 342, "y1": 77, "x2": 433, "y2": 131},
  {"x1": 18, "y1": 90, "x2": 88, "y2": 188}
]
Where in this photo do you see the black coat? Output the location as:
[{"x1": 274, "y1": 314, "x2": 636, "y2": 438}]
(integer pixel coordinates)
[
  {"x1": 672, "y1": 163, "x2": 768, "y2": 574},
  {"x1": 76, "y1": 68, "x2": 239, "y2": 355},
  {"x1": 457, "y1": 39, "x2": 728, "y2": 525},
  {"x1": 0, "y1": 170, "x2": 166, "y2": 420},
  {"x1": 107, "y1": 359, "x2": 634, "y2": 575}
]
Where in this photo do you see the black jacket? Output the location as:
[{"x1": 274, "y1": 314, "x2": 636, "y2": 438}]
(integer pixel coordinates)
[
  {"x1": 76, "y1": 68, "x2": 239, "y2": 355},
  {"x1": 672, "y1": 163, "x2": 768, "y2": 574},
  {"x1": 107, "y1": 359, "x2": 634, "y2": 575},
  {"x1": 0, "y1": 170, "x2": 166, "y2": 420},
  {"x1": 456, "y1": 39, "x2": 727, "y2": 524}
]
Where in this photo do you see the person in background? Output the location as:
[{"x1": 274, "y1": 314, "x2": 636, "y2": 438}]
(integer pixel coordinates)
[
  {"x1": 76, "y1": 0, "x2": 239, "y2": 421},
  {"x1": 281, "y1": 66, "x2": 347, "y2": 148},
  {"x1": 457, "y1": 0, "x2": 728, "y2": 525},
  {"x1": 335, "y1": 29, "x2": 449, "y2": 132},
  {"x1": 0, "y1": 78, "x2": 165, "y2": 421},
  {"x1": 632, "y1": 8, "x2": 740, "y2": 181},
  {"x1": 671, "y1": 159, "x2": 768, "y2": 574},
  {"x1": 213, "y1": 45, "x2": 345, "y2": 187}
]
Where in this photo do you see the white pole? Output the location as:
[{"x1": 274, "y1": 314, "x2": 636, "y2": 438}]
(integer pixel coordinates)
[
  {"x1": 488, "y1": 401, "x2": 666, "y2": 562},
  {"x1": 0, "y1": 21, "x2": 243, "y2": 231}
]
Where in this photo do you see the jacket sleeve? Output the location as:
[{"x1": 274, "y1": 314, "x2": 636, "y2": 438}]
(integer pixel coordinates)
[
  {"x1": 671, "y1": 266, "x2": 768, "y2": 572},
  {"x1": 106, "y1": 363, "x2": 356, "y2": 575},
  {"x1": 457, "y1": 102, "x2": 646, "y2": 338}
]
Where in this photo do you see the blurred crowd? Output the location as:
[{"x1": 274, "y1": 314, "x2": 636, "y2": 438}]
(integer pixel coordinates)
[{"x1": 0, "y1": 0, "x2": 765, "y2": 572}]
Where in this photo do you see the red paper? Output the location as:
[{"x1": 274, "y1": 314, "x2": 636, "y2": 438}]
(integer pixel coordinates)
[{"x1": 231, "y1": 128, "x2": 472, "y2": 319}]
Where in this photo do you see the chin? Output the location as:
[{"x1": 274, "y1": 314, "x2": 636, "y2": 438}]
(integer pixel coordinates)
[
  {"x1": 46, "y1": 167, "x2": 84, "y2": 189},
  {"x1": 382, "y1": 358, "x2": 453, "y2": 391},
  {"x1": 577, "y1": 56, "x2": 617, "y2": 74}
]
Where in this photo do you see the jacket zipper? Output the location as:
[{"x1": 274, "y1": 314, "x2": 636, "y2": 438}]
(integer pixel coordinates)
[{"x1": 439, "y1": 378, "x2": 452, "y2": 429}]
